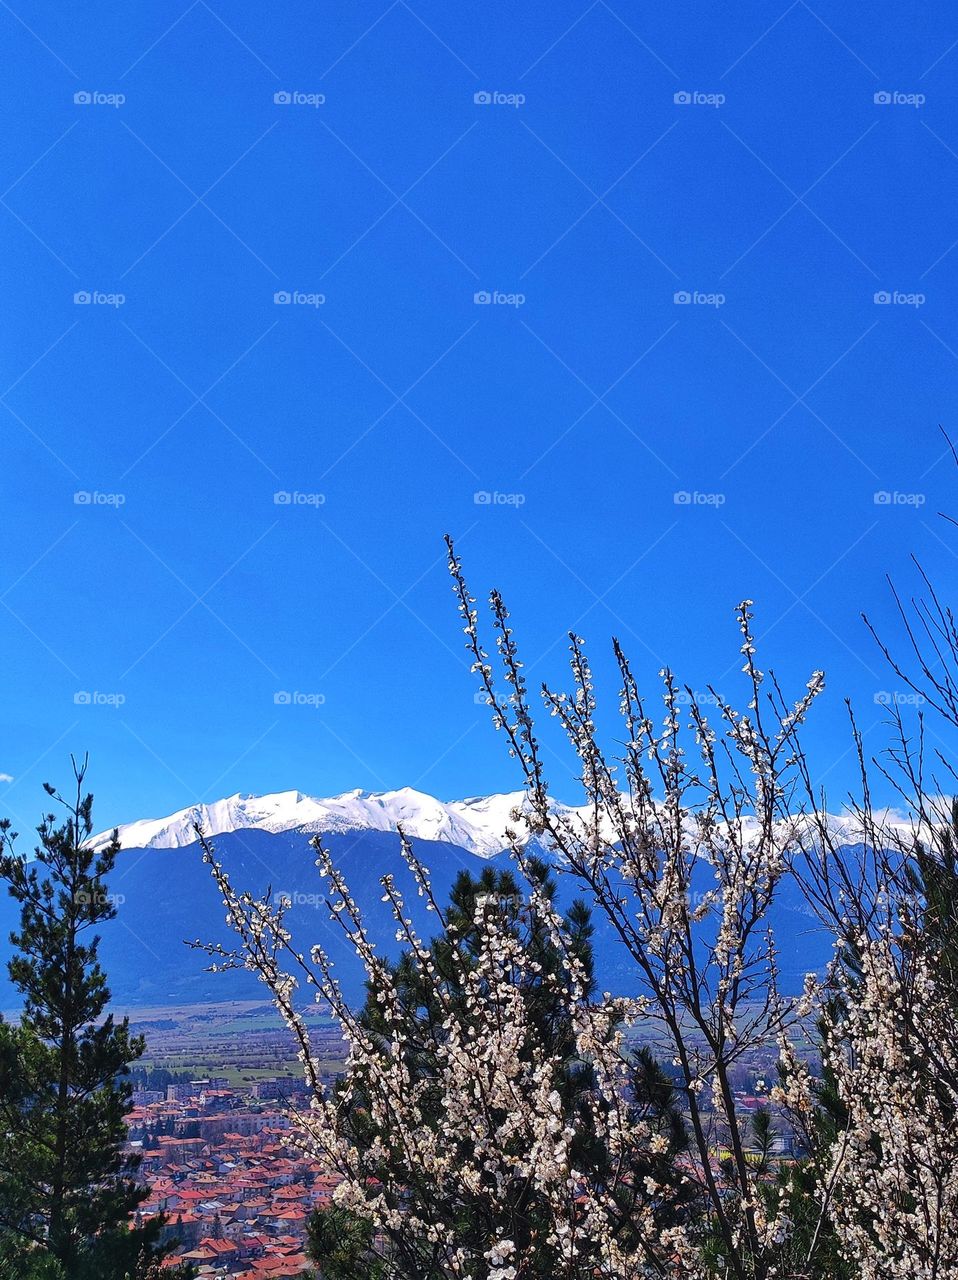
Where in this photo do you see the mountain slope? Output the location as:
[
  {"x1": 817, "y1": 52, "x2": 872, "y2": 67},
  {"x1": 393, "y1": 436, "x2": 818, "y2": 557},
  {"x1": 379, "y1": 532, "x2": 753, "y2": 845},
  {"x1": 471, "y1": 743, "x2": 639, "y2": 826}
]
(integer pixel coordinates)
[
  {"x1": 3, "y1": 785, "x2": 891, "y2": 1010},
  {"x1": 0, "y1": 825, "x2": 833, "y2": 1009}
]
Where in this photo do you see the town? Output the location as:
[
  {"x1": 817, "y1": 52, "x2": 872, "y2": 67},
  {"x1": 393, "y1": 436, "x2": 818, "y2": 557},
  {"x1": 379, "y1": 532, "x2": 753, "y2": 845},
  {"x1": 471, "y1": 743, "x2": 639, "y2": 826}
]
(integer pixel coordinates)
[{"x1": 127, "y1": 1072, "x2": 333, "y2": 1278}]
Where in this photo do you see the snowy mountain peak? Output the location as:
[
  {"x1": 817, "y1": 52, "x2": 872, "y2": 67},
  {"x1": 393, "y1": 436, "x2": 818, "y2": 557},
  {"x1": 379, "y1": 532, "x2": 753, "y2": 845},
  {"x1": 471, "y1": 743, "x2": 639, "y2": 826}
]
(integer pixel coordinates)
[
  {"x1": 92, "y1": 786, "x2": 559, "y2": 859},
  {"x1": 91, "y1": 788, "x2": 920, "y2": 863}
]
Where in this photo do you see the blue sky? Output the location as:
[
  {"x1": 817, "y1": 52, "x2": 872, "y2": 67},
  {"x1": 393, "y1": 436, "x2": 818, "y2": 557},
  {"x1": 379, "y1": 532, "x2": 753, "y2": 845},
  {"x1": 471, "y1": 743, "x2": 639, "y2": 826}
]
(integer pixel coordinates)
[{"x1": 3, "y1": 0, "x2": 958, "y2": 833}]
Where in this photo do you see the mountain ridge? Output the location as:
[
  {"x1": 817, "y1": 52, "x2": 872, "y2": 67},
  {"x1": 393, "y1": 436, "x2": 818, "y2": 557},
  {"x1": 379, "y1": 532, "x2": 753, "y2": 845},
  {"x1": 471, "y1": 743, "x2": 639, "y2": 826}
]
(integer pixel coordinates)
[
  {"x1": 91, "y1": 786, "x2": 584, "y2": 860},
  {"x1": 92, "y1": 786, "x2": 917, "y2": 865}
]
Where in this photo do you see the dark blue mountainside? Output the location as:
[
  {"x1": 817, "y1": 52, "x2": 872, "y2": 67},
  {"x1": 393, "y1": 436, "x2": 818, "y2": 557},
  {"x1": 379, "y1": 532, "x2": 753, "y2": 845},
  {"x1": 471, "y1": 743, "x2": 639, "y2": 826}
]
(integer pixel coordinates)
[{"x1": 0, "y1": 828, "x2": 833, "y2": 1009}]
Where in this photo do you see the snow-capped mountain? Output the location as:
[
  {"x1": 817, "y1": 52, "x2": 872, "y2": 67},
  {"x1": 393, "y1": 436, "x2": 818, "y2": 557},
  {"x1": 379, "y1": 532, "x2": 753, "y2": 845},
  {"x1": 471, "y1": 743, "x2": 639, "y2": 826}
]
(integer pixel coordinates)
[
  {"x1": 92, "y1": 787, "x2": 581, "y2": 859},
  {"x1": 47, "y1": 790, "x2": 920, "y2": 1008},
  {"x1": 92, "y1": 785, "x2": 921, "y2": 862}
]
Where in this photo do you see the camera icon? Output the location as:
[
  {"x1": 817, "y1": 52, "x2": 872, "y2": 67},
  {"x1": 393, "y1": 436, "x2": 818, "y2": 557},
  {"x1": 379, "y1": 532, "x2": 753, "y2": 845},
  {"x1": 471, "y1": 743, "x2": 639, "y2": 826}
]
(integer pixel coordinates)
[
  {"x1": 474, "y1": 291, "x2": 491, "y2": 304},
  {"x1": 673, "y1": 290, "x2": 691, "y2": 304},
  {"x1": 73, "y1": 91, "x2": 92, "y2": 105},
  {"x1": 274, "y1": 291, "x2": 291, "y2": 305},
  {"x1": 274, "y1": 91, "x2": 292, "y2": 105},
  {"x1": 473, "y1": 490, "x2": 492, "y2": 505},
  {"x1": 474, "y1": 91, "x2": 492, "y2": 105},
  {"x1": 673, "y1": 491, "x2": 692, "y2": 505},
  {"x1": 73, "y1": 691, "x2": 91, "y2": 705},
  {"x1": 874, "y1": 490, "x2": 891, "y2": 505},
  {"x1": 74, "y1": 291, "x2": 91, "y2": 305},
  {"x1": 874, "y1": 291, "x2": 891, "y2": 304},
  {"x1": 673, "y1": 90, "x2": 691, "y2": 105},
  {"x1": 73, "y1": 490, "x2": 91, "y2": 504},
  {"x1": 273, "y1": 690, "x2": 292, "y2": 705},
  {"x1": 474, "y1": 690, "x2": 493, "y2": 705},
  {"x1": 874, "y1": 90, "x2": 891, "y2": 105},
  {"x1": 273, "y1": 491, "x2": 292, "y2": 505}
]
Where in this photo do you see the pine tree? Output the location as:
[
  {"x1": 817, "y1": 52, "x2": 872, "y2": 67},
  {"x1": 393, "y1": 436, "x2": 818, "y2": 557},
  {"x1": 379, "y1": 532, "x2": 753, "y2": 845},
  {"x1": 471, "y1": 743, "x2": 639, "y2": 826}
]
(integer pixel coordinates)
[
  {"x1": 760, "y1": 990, "x2": 854, "y2": 1280},
  {"x1": 905, "y1": 797, "x2": 958, "y2": 998},
  {"x1": 0, "y1": 759, "x2": 174, "y2": 1279},
  {"x1": 306, "y1": 1205, "x2": 378, "y2": 1280}
]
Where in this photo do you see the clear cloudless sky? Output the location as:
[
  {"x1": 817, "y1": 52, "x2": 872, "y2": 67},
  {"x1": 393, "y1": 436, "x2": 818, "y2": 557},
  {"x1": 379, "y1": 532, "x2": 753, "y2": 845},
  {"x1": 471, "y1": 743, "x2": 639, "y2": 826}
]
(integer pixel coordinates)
[{"x1": 3, "y1": 0, "x2": 958, "y2": 833}]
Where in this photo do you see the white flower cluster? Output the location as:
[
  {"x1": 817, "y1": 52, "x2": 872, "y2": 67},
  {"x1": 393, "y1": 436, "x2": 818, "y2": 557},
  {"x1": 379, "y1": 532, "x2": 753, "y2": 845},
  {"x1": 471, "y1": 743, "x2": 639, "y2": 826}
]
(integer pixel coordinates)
[
  {"x1": 825, "y1": 936, "x2": 958, "y2": 1280},
  {"x1": 446, "y1": 552, "x2": 833, "y2": 1277}
]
